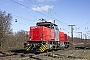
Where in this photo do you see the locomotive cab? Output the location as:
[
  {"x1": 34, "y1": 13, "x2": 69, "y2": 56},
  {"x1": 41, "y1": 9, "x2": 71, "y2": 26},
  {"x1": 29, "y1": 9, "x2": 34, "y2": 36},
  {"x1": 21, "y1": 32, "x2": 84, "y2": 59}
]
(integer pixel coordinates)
[
  {"x1": 37, "y1": 21, "x2": 55, "y2": 29},
  {"x1": 36, "y1": 21, "x2": 60, "y2": 50}
]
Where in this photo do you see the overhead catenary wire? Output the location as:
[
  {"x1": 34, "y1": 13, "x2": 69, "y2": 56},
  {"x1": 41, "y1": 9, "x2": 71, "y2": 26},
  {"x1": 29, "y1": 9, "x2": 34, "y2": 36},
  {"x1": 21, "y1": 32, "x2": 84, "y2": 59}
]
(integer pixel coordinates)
[
  {"x1": 28, "y1": 0, "x2": 55, "y2": 21},
  {"x1": 29, "y1": 0, "x2": 68, "y2": 25},
  {"x1": 10, "y1": 0, "x2": 53, "y2": 19},
  {"x1": 12, "y1": 14, "x2": 36, "y2": 22},
  {"x1": 0, "y1": 10, "x2": 34, "y2": 27},
  {"x1": 10, "y1": 0, "x2": 71, "y2": 34},
  {"x1": 50, "y1": 10, "x2": 68, "y2": 25},
  {"x1": 10, "y1": 0, "x2": 68, "y2": 25}
]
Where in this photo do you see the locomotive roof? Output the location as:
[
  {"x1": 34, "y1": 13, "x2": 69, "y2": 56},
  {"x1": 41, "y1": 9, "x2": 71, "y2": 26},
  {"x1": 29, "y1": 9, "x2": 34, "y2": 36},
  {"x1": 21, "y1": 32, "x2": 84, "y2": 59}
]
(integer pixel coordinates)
[{"x1": 36, "y1": 22, "x2": 57, "y2": 26}]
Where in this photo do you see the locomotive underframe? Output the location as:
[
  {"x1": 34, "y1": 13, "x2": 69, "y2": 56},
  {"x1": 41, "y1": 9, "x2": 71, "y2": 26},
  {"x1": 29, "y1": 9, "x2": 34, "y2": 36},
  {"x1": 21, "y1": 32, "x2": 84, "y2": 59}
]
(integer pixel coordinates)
[{"x1": 24, "y1": 40, "x2": 69, "y2": 52}]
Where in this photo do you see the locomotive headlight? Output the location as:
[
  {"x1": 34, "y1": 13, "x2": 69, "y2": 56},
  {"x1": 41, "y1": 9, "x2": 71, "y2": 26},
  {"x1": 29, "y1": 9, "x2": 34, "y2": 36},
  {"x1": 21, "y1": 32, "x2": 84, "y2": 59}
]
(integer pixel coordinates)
[
  {"x1": 24, "y1": 43, "x2": 31, "y2": 51},
  {"x1": 30, "y1": 38, "x2": 31, "y2": 40},
  {"x1": 26, "y1": 43, "x2": 30, "y2": 46},
  {"x1": 27, "y1": 43, "x2": 30, "y2": 46},
  {"x1": 41, "y1": 38, "x2": 42, "y2": 40},
  {"x1": 24, "y1": 43, "x2": 30, "y2": 48},
  {"x1": 29, "y1": 36, "x2": 32, "y2": 40},
  {"x1": 40, "y1": 36, "x2": 43, "y2": 40}
]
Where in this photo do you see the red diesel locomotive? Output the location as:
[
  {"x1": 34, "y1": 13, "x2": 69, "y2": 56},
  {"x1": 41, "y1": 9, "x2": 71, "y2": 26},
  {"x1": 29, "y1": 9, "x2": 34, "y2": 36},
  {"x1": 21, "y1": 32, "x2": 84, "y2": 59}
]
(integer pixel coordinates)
[{"x1": 24, "y1": 19, "x2": 70, "y2": 52}]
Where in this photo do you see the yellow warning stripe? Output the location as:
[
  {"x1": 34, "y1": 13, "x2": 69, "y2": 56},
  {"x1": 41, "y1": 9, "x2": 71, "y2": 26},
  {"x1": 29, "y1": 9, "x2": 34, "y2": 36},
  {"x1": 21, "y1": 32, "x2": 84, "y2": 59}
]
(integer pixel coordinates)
[
  {"x1": 25, "y1": 46, "x2": 30, "y2": 51},
  {"x1": 40, "y1": 44, "x2": 47, "y2": 52}
]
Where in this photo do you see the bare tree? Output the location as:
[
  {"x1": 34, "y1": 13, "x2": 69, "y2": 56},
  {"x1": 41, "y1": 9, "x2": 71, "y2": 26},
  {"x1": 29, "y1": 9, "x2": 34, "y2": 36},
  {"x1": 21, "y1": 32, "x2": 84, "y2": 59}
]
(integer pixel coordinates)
[
  {"x1": 0, "y1": 10, "x2": 12, "y2": 48},
  {"x1": 13, "y1": 30, "x2": 25, "y2": 49}
]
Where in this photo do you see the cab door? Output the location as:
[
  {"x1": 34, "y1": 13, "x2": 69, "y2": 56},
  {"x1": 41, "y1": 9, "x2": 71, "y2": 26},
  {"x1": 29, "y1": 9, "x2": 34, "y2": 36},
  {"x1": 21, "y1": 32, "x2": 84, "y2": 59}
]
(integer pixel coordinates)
[{"x1": 54, "y1": 25, "x2": 59, "y2": 41}]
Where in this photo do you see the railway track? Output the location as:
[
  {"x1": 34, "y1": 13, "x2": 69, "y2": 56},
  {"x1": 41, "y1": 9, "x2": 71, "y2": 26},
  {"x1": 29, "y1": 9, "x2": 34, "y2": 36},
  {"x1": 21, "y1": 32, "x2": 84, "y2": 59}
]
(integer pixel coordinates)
[{"x1": 0, "y1": 49, "x2": 88, "y2": 60}]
